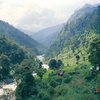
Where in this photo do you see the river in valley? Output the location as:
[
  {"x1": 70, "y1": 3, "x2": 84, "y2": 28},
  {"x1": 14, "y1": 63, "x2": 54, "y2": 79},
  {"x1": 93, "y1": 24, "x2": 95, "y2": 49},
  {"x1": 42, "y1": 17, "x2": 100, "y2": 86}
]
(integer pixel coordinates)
[
  {"x1": 36, "y1": 54, "x2": 45, "y2": 62},
  {"x1": 36, "y1": 54, "x2": 49, "y2": 70}
]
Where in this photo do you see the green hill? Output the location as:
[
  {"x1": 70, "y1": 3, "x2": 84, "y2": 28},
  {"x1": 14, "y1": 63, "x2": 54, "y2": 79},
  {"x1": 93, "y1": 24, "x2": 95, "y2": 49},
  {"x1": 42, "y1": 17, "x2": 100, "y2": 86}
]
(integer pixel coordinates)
[
  {"x1": 0, "y1": 34, "x2": 26, "y2": 80},
  {"x1": 0, "y1": 20, "x2": 44, "y2": 54},
  {"x1": 47, "y1": 5, "x2": 100, "y2": 64}
]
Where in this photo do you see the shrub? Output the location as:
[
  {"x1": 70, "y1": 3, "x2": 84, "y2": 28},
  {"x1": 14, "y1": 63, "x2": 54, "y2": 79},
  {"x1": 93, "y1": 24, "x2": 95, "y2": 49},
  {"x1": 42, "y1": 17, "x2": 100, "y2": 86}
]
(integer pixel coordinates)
[
  {"x1": 49, "y1": 59, "x2": 57, "y2": 69},
  {"x1": 63, "y1": 74, "x2": 72, "y2": 83}
]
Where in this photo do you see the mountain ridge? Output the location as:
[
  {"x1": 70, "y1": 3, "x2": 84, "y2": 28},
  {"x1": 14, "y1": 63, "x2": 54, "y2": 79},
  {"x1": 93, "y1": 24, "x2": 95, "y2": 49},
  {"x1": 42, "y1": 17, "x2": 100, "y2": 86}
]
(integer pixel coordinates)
[
  {"x1": 47, "y1": 4, "x2": 100, "y2": 59},
  {"x1": 0, "y1": 20, "x2": 44, "y2": 54},
  {"x1": 32, "y1": 24, "x2": 63, "y2": 48}
]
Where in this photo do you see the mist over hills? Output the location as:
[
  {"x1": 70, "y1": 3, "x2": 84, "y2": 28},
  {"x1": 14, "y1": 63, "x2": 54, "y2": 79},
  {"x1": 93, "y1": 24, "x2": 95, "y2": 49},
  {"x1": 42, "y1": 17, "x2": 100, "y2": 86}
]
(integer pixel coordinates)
[
  {"x1": 47, "y1": 4, "x2": 100, "y2": 57},
  {"x1": 0, "y1": 20, "x2": 44, "y2": 54},
  {"x1": 32, "y1": 24, "x2": 63, "y2": 48}
]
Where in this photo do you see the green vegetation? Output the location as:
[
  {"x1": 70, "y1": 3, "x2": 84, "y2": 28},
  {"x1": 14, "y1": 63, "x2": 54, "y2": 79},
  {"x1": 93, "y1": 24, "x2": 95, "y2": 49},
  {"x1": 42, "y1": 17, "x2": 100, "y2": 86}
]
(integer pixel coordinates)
[
  {"x1": 88, "y1": 38, "x2": 100, "y2": 70},
  {"x1": 47, "y1": 5, "x2": 100, "y2": 58},
  {"x1": 0, "y1": 35, "x2": 26, "y2": 80},
  {"x1": 0, "y1": 54, "x2": 10, "y2": 80},
  {"x1": 0, "y1": 4, "x2": 100, "y2": 100},
  {"x1": 49, "y1": 59, "x2": 57, "y2": 69},
  {"x1": 0, "y1": 20, "x2": 45, "y2": 54},
  {"x1": 49, "y1": 59, "x2": 63, "y2": 69}
]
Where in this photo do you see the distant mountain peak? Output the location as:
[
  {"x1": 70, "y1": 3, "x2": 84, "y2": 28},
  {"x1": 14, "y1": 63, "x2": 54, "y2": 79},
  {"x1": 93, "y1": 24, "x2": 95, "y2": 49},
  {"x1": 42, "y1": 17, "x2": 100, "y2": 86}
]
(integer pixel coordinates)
[{"x1": 32, "y1": 24, "x2": 64, "y2": 48}]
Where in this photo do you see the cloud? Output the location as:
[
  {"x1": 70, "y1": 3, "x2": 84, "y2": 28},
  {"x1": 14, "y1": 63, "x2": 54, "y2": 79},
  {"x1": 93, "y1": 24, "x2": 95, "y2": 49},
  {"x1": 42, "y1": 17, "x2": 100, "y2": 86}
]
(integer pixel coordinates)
[
  {"x1": 0, "y1": 0, "x2": 100, "y2": 33},
  {"x1": 16, "y1": 8, "x2": 57, "y2": 31},
  {"x1": 0, "y1": 0, "x2": 4, "y2": 8}
]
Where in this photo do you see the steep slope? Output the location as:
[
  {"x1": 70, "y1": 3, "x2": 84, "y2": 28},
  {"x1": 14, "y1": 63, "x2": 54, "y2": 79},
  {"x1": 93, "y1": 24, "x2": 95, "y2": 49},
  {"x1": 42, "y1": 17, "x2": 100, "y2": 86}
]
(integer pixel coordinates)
[
  {"x1": 0, "y1": 34, "x2": 26, "y2": 80},
  {"x1": 32, "y1": 24, "x2": 63, "y2": 48},
  {"x1": 0, "y1": 20, "x2": 44, "y2": 54},
  {"x1": 47, "y1": 4, "x2": 100, "y2": 60}
]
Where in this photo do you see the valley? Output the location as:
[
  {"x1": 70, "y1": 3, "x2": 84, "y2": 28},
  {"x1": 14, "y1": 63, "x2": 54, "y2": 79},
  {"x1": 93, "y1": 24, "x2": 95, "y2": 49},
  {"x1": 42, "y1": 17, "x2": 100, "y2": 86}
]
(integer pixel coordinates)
[{"x1": 0, "y1": 3, "x2": 100, "y2": 100}]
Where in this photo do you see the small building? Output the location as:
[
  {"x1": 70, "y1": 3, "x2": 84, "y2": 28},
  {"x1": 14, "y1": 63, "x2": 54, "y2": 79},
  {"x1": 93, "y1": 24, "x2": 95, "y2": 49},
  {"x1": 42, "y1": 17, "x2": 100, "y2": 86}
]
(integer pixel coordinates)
[{"x1": 57, "y1": 70, "x2": 65, "y2": 76}]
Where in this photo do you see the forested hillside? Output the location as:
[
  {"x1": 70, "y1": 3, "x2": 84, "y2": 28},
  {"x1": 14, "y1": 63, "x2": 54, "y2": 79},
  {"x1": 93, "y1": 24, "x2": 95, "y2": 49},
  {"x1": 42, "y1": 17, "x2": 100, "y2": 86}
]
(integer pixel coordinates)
[
  {"x1": 0, "y1": 20, "x2": 44, "y2": 54},
  {"x1": 0, "y1": 34, "x2": 99, "y2": 100},
  {"x1": 0, "y1": 34, "x2": 39, "y2": 99},
  {"x1": 47, "y1": 5, "x2": 100, "y2": 60},
  {"x1": 0, "y1": 34, "x2": 30, "y2": 80}
]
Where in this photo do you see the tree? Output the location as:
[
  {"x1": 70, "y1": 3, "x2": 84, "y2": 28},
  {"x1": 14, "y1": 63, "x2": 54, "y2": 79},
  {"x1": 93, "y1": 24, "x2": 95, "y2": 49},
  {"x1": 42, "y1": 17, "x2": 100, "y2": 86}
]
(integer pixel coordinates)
[
  {"x1": 93, "y1": 5, "x2": 100, "y2": 33},
  {"x1": 39, "y1": 61, "x2": 43, "y2": 68},
  {"x1": 10, "y1": 47, "x2": 25, "y2": 64},
  {"x1": 15, "y1": 72, "x2": 37, "y2": 100},
  {"x1": 36, "y1": 68, "x2": 46, "y2": 79},
  {"x1": 14, "y1": 58, "x2": 35, "y2": 83},
  {"x1": 0, "y1": 54, "x2": 10, "y2": 80},
  {"x1": 49, "y1": 59, "x2": 63, "y2": 69},
  {"x1": 76, "y1": 55, "x2": 80, "y2": 64},
  {"x1": 0, "y1": 35, "x2": 26, "y2": 65},
  {"x1": 57, "y1": 60, "x2": 63, "y2": 68},
  {"x1": 88, "y1": 38, "x2": 100, "y2": 70},
  {"x1": 49, "y1": 59, "x2": 57, "y2": 69}
]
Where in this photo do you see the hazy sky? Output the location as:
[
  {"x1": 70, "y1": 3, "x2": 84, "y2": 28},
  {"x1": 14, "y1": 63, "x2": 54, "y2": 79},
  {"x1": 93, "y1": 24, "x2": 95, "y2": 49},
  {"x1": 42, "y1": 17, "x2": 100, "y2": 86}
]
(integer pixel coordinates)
[{"x1": 0, "y1": 0, "x2": 100, "y2": 34}]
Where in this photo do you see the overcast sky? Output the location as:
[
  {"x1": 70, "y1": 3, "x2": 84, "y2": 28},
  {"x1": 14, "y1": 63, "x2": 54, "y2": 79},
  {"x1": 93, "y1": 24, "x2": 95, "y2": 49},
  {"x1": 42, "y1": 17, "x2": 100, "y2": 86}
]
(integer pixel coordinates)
[{"x1": 0, "y1": 0, "x2": 100, "y2": 34}]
